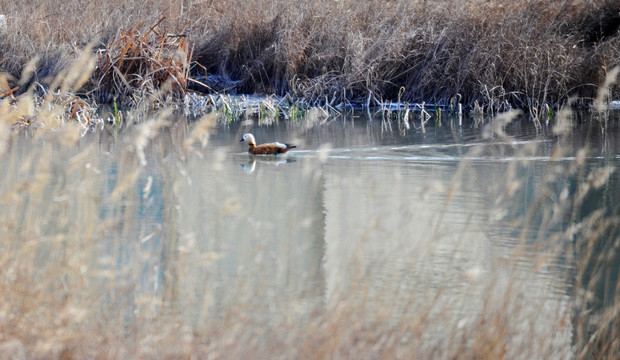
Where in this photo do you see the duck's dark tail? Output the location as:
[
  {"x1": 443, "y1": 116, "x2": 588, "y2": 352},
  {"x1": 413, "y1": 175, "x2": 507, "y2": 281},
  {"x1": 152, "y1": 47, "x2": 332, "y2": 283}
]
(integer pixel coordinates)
[{"x1": 279, "y1": 144, "x2": 297, "y2": 154}]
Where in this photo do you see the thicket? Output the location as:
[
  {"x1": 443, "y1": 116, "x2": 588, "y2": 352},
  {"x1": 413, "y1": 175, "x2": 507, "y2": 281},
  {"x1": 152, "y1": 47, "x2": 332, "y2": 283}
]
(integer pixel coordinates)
[{"x1": 0, "y1": 0, "x2": 619, "y2": 110}]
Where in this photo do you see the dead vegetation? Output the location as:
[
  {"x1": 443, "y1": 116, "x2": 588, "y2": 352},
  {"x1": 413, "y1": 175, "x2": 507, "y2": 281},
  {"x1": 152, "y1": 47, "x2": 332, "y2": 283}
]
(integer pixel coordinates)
[
  {"x1": 0, "y1": 2, "x2": 615, "y2": 358},
  {"x1": 0, "y1": 0, "x2": 619, "y2": 111},
  {"x1": 0, "y1": 18, "x2": 617, "y2": 357},
  {"x1": 0, "y1": 93, "x2": 617, "y2": 359},
  {"x1": 91, "y1": 17, "x2": 192, "y2": 105}
]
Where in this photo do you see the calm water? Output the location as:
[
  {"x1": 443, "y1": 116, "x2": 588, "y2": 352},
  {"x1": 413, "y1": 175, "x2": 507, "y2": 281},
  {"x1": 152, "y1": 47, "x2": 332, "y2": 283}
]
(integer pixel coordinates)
[{"x1": 3, "y1": 110, "x2": 619, "y2": 357}]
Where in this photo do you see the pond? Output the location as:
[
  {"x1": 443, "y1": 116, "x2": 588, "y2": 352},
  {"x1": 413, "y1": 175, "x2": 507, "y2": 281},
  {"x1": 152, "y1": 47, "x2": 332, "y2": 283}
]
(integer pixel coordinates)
[{"x1": 1, "y1": 108, "x2": 618, "y2": 358}]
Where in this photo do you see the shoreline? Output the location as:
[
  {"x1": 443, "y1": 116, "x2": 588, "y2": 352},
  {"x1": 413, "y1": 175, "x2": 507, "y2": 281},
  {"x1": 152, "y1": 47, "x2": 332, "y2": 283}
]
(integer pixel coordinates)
[{"x1": 0, "y1": 0, "x2": 619, "y2": 114}]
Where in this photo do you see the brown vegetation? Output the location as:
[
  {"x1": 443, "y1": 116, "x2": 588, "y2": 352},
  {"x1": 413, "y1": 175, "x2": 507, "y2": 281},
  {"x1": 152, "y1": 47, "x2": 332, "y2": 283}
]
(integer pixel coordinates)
[
  {"x1": 91, "y1": 17, "x2": 192, "y2": 105},
  {"x1": 0, "y1": 99, "x2": 618, "y2": 359},
  {"x1": 0, "y1": 0, "x2": 619, "y2": 109},
  {"x1": 0, "y1": 1, "x2": 616, "y2": 358}
]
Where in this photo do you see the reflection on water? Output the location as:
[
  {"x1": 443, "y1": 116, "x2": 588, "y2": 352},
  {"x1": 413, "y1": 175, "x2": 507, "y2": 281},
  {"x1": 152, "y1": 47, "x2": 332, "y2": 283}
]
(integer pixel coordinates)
[{"x1": 1, "y1": 110, "x2": 618, "y2": 357}]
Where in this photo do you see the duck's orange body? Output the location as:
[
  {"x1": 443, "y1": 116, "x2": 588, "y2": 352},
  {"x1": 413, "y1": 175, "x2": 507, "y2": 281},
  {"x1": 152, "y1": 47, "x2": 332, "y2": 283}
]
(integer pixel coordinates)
[{"x1": 240, "y1": 133, "x2": 296, "y2": 155}]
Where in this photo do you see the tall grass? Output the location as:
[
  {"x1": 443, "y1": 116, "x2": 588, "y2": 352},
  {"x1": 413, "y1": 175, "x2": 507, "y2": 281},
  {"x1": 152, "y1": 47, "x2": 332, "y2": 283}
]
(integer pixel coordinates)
[
  {"x1": 0, "y1": 2, "x2": 617, "y2": 359},
  {"x1": 0, "y1": 58, "x2": 617, "y2": 360},
  {"x1": 0, "y1": 0, "x2": 619, "y2": 109}
]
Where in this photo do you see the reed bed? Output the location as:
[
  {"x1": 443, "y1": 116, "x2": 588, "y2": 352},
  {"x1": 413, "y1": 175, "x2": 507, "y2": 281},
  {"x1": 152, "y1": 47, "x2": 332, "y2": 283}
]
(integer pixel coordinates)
[
  {"x1": 0, "y1": 0, "x2": 619, "y2": 111},
  {"x1": 0, "y1": 60, "x2": 617, "y2": 360},
  {"x1": 0, "y1": 102, "x2": 618, "y2": 360},
  {"x1": 0, "y1": 2, "x2": 617, "y2": 359},
  {"x1": 92, "y1": 17, "x2": 192, "y2": 105}
]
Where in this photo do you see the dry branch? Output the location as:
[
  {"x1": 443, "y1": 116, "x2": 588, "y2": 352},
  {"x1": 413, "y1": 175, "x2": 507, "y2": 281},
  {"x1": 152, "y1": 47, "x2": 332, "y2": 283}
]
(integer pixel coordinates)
[{"x1": 92, "y1": 18, "x2": 192, "y2": 105}]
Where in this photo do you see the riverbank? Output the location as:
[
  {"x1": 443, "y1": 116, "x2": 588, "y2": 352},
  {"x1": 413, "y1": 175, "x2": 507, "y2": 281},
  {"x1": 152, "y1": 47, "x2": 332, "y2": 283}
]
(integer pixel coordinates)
[
  {"x1": 0, "y1": 99, "x2": 618, "y2": 360},
  {"x1": 0, "y1": 0, "x2": 619, "y2": 113}
]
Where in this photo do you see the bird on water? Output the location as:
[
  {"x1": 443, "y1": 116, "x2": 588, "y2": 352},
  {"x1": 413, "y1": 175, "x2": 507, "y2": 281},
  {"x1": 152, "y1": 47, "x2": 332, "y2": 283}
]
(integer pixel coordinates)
[{"x1": 239, "y1": 133, "x2": 296, "y2": 155}]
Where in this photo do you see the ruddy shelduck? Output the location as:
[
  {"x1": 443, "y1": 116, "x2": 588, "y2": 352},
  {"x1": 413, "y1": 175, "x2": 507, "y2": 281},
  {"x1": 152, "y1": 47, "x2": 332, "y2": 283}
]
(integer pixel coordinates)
[{"x1": 239, "y1": 133, "x2": 296, "y2": 155}]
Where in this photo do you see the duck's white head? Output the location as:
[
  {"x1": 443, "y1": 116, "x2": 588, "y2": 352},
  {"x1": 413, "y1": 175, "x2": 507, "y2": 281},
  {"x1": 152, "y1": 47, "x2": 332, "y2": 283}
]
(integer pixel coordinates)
[{"x1": 239, "y1": 133, "x2": 256, "y2": 145}]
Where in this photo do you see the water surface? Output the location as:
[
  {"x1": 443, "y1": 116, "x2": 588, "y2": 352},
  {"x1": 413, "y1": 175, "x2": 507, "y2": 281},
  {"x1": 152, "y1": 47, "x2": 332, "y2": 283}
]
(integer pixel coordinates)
[{"x1": 2, "y1": 110, "x2": 618, "y2": 357}]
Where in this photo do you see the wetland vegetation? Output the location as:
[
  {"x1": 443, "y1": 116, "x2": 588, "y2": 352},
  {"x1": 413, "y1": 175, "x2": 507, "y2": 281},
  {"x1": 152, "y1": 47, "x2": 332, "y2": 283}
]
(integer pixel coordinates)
[
  {"x1": 0, "y1": 0, "x2": 619, "y2": 111},
  {"x1": 0, "y1": 1, "x2": 618, "y2": 359}
]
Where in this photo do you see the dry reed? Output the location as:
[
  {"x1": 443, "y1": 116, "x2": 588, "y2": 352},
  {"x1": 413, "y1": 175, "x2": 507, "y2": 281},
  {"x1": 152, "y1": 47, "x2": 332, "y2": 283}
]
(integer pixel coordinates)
[
  {"x1": 91, "y1": 17, "x2": 192, "y2": 105},
  {"x1": 0, "y1": 108, "x2": 617, "y2": 359},
  {"x1": 0, "y1": 64, "x2": 617, "y2": 360},
  {"x1": 0, "y1": 2, "x2": 617, "y2": 359},
  {"x1": 0, "y1": 0, "x2": 618, "y2": 111}
]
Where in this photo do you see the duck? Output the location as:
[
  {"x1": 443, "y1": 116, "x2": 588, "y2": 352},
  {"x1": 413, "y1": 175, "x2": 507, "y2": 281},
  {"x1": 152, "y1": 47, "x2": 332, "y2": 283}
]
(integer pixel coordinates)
[{"x1": 239, "y1": 133, "x2": 296, "y2": 155}]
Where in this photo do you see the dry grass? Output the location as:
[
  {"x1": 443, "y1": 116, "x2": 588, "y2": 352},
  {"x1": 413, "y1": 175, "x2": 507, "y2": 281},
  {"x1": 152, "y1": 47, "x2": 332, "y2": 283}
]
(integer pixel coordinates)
[
  {"x1": 0, "y1": 64, "x2": 617, "y2": 360},
  {"x1": 0, "y1": 2, "x2": 618, "y2": 359},
  {"x1": 91, "y1": 17, "x2": 192, "y2": 105},
  {"x1": 0, "y1": 0, "x2": 619, "y2": 110},
  {"x1": 0, "y1": 102, "x2": 618, "y2": 359}
]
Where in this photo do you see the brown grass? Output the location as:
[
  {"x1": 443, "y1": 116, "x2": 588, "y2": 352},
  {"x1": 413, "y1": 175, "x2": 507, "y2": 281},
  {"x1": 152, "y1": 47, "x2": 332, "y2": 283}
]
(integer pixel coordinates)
[
  {"x1": 0, "y1": 0, "x2": 619, "y2": 110},
  {"x1": 0, "y1": 11, "x2": 618, "y2": 357},
  {"x1": 0, "y1": 59, "x2": 617, "y2": 359},
  {"x1": 0, "y1": 113, "x2": 617, "y2": 359},
  {"x1": 91, "y1": 17, "x2": 192, "y2": 105}
]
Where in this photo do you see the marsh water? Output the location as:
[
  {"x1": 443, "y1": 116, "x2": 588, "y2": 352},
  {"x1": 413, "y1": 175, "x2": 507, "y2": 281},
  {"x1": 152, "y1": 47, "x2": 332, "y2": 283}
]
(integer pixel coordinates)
[{"x1": 3, "y1": 109, "x2": 619, "y2": 356}]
